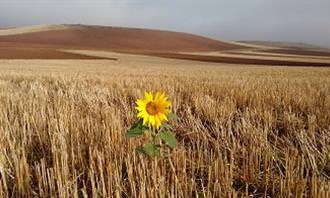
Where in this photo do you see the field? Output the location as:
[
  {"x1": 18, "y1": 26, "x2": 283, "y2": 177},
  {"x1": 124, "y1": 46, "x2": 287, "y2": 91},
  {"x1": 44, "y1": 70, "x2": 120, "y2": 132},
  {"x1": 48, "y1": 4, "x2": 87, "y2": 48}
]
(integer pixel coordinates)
[
  {"x1": 0, "y1": 56, "x2": 329, "y2": 197},
  {"x1": 0, "y1": 25, "x2": 330, "y2": 197}
]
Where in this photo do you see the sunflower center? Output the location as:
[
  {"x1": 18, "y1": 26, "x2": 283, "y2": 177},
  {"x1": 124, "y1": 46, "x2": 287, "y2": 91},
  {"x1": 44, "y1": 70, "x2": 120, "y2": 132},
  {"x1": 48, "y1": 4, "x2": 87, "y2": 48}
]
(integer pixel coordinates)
[{"x1": 146, "y1": 102, "x2": 160, "y2": 115}]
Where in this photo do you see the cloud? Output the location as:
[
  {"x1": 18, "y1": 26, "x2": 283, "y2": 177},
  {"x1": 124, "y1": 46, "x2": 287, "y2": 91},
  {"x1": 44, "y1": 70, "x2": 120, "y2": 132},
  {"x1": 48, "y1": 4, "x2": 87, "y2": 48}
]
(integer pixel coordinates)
[{"x1": 0, "y1": 0, "x2": 329, "y2": 47}]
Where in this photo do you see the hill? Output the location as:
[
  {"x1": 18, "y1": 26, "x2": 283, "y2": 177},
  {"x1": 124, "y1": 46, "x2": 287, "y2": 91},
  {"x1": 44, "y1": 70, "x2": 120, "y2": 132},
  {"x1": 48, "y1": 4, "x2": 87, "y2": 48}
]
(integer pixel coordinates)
[
  {"x1": 0, "y1": 24, "x2": 243, "y2": 53},
  {"x1": 239, "y1": 41, "x2": 330, "y2": 57},
  {"x1": 1, "y1": 25, "x2": 330, "y2": 66},
  {"x1": 238, "y1": 41, "x2": 326, "y2": 49}
]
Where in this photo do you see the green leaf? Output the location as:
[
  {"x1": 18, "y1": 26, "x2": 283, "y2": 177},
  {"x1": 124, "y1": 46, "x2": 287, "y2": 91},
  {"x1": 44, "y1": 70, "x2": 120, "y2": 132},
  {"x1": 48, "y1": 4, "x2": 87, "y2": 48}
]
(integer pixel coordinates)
[
  {"x1": 160, "y1": 123, "x2": 172, "y2": 131},
  {"x1": 136, "y1": 143, "x2": 160, "y2": 157},
  {"x1": 135, "y1": 146, "x2": 146, "y2": 155},
  {"x1": 158, "y1": 131, "x2": 177, "y2": 148},
  {"x1": 167, "y1": 112, "x2": 178, "y2": 122},
  {"x1": 127, "y1": 119, "x2": 148, "y2": 138}
]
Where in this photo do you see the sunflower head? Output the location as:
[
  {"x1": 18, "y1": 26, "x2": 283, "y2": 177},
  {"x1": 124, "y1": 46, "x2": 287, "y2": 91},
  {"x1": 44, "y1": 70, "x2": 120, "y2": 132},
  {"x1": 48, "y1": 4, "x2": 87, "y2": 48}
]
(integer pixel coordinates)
[{"x1": 135, "y1": 91, "x2": 171, "y2": 128}]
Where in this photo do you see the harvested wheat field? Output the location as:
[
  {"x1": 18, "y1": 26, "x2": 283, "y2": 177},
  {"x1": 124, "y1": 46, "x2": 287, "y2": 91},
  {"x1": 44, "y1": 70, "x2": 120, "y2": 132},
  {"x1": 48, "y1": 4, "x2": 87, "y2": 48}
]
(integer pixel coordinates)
[{"x1": 0, "y1": 55, "x2": 329, "y2": 197}]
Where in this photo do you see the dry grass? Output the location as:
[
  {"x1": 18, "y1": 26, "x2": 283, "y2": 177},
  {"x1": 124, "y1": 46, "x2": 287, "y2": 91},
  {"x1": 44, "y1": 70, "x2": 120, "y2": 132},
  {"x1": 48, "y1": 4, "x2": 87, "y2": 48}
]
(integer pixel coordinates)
[
  {"x1": 0, "y1": 25, "x2": 67, "y2": 36},
  {"x1": 0, "y1": 58, "x2": 329, "y2": 197}
]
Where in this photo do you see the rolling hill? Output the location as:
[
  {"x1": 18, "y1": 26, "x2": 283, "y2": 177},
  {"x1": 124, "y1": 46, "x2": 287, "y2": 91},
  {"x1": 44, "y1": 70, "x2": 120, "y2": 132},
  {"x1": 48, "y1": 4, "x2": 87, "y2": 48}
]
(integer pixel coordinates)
[
  {"x1": 0, "y1": 24, "x2": 243, "y2": 53},
  {"x1": 0, "y1": 24, "x2": 330, "y2": 66}
]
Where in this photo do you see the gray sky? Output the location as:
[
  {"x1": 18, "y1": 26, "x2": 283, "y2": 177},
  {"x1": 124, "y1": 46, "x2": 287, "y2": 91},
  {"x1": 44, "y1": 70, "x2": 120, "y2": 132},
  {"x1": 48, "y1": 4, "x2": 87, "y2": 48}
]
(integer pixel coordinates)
[{"x1": 0, "y1": 0, "x2": 329, "y2": 47}]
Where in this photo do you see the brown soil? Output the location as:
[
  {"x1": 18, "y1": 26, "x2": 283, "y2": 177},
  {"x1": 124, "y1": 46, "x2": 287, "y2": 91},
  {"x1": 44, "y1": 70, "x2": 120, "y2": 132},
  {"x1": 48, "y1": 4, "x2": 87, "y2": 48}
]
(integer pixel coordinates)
[
  {"x1": 228, "y1": 51, "x2": 330, "y2": 60},
  {"x1": 0, "y1": 26, "x2": 243, "y2": 53},
  {"x1": 0, "y1": 47, "x2": 115, "y2": 60},
  {"x1": 150, "y1": 52, "x2": 330, "y2": 67},
  {"x1": 1, "y1": 25, "x2": 330, "y2": 66},
  {"x1": 263, "y1": 48, "x2": 330, "y2": 57}
]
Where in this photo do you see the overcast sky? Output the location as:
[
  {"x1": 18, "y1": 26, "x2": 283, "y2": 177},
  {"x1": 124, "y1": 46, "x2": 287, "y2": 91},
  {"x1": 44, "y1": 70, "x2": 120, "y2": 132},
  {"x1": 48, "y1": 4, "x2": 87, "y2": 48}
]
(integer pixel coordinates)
[{"x1": 0, "y1": 0, "x2": 329, "y2": 47}]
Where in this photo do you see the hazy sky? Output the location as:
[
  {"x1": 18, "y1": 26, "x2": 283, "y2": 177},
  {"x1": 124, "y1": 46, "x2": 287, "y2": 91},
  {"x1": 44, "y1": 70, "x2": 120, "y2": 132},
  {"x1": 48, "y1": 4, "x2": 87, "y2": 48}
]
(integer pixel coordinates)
[{"x1": 0, "y1": 0, "x2": 329, "y2": 47}]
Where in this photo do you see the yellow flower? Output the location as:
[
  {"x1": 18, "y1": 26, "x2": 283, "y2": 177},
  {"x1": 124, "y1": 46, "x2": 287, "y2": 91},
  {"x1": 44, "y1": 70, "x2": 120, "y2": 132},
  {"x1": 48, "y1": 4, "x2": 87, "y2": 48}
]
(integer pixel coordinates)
[{"x1": 135, "y1": 91, "x2": 171, "y2": 128}]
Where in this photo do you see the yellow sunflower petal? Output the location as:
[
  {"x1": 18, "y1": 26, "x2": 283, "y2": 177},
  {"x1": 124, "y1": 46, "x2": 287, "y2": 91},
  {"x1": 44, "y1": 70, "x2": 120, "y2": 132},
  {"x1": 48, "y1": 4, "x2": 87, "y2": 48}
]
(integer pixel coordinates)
[
  {"x1": 137, "y1": 111, "x2": 146, "y2": 118},
  {"x1": 142, "y1": 115, "x2": 149, "y2": 125},
  {"x1": 155, "y1": 92, "x2": 160, "y2": 101},
  {"x1": 144, "y1": 91, "x2": 153, "y2": 101},
  {"x1": 149, "y1": 116, "x2": 155, "y2": 126},
  {"x1": 136, "y1": 99, "x2": 145, "y2": 106},
  {"x1": 154, "y1": 116, "x2": 161, "y2": 128},
  {"x1": 159, "y1": 92, "x2": 166, "y2": 100},
  {"x1": 159, "y1": 113, "x2": 168, "y2": 121}
]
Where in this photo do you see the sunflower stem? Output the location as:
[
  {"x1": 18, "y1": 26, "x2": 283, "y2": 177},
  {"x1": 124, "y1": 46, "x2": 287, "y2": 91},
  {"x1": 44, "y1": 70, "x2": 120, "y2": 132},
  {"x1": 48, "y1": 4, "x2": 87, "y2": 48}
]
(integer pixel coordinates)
[{"x1": 152, "y1": 126, "x2": 157, "y2": 156}]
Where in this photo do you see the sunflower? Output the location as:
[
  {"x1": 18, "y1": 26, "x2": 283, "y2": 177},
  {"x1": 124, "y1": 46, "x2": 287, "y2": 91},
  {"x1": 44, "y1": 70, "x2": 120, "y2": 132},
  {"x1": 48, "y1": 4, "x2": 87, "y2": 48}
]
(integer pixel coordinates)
[{"x1": 135, "y1": 91, "x2": 171, "y2": 128}]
